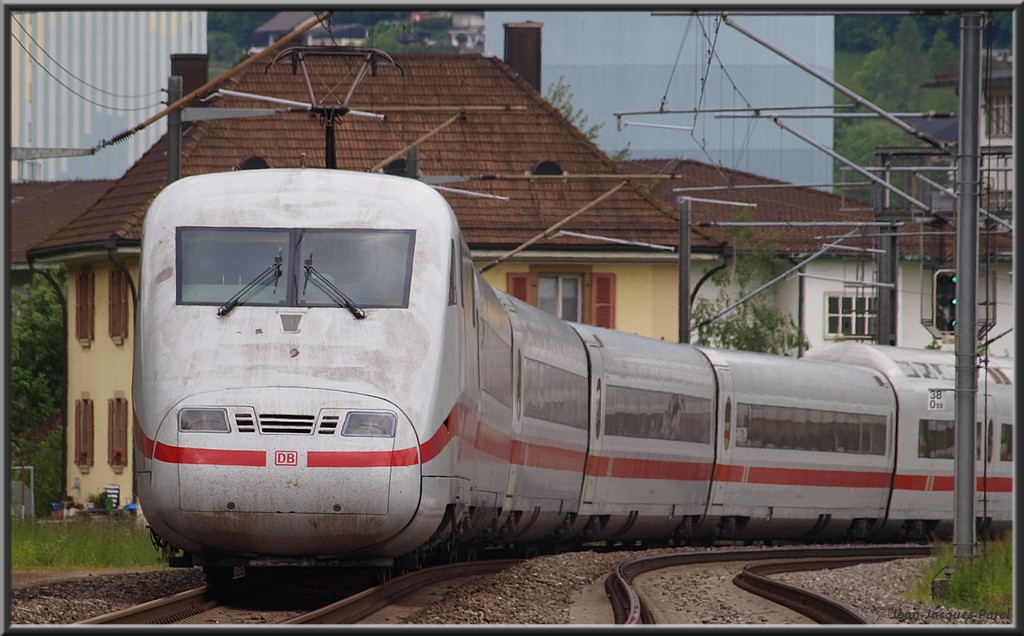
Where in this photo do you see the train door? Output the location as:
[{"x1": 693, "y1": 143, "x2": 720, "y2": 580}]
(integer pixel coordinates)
[
  {"x1": 581, "y1": 337, "x2": 605, "y2": 505},
  {"x1": 707, "y1": 365, "x2": 734, "y2": 512},
  {"x1": 503, "y1": 310, "x2": 525, "y2": 503}
]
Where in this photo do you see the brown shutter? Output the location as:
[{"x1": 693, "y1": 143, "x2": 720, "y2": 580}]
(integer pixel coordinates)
[
  {"x1": 108, "y1": 398, "x2": 128, "y2": 466},
  {"x1": 108, "y1": 270, "x2": 129, "y2": 342},
  {"x1": 76, "y1": 270, "x2": 90, "y2": 341},
  {"x1": 74, "y1": 400, "x2": 84, "y2": 464},
  {"x1": 76, "y1": 399, "x2": 94, "y2": 467},
  {"x1": 590, "y1": 273, "x2": 616, "y2": 328},
  {"x1": 86, "y1": 271, "x2": 95, "y2": 341},
  {"x1": 108, "y1": 270, "x2": 117, "y2": 339},
  {"x1": 507, "y1": 272, "x2": 532, "y2": 304},
  {"x1": 84, "y1": 399, "x2": 94, "y2": 467}
]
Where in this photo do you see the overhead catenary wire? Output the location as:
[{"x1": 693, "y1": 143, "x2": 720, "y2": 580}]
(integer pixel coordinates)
[
  {"x1": 11, "y1": 13, "x2": 164, "y2": 100},
  {"x1": 90, "y1": 10, "x2": 333, "y2": 152}
]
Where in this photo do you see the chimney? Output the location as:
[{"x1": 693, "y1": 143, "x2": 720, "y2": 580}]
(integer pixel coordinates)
[
  {"x1": 504, "y1": 21, "x2": 542, "y2": 91},
  {"x1": 170, "y1": 53, "x2": 209, "y2": 106}
]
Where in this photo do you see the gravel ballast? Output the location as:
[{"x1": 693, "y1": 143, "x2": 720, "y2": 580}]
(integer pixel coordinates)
[{"x1": 8, "y1": 549, "x2": 1012, "y2": 626}]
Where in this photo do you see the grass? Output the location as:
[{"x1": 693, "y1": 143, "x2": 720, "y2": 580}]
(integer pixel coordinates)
[
  {"x1": 907, "y1": 532, "x2": 1013, "y2": 618},
  {"x1": 9, "y1": 517, "x2": 166, "y2": 570}
]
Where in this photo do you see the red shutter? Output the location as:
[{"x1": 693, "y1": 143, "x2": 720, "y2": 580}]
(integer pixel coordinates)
[
  {"x1": 590, "y1": 273, "x2": 616, "y2": 328},
  {"x1": 507, "y1": 272, "x2": 532, "y2": 303}
]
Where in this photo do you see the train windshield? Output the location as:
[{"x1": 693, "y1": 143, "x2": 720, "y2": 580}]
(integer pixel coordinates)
[{"x1": 177, "y1": 227, "x2": 416, "y2": 309}]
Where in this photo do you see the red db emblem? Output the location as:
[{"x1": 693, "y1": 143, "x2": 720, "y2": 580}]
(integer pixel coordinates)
[{"x1": 275, "y1": 450, "x2": 298, "y2": 466}]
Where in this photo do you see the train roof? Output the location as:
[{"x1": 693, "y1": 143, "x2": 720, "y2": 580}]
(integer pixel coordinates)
[
  {"x1": 804, "y1": 342, "x2": 1014, "y2": 385},
  {"x1": 696, "y1": 345, "x2": 893, "y2": 409},
  {"x1": 145, "y1": 168, "x2": 457, "y2": 232},
  {"x1": 571, "y1": 323, "x2": 715, "y2": 391}
]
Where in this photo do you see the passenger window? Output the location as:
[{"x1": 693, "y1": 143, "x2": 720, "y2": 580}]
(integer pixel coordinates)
[
  {"x1": 1000, "y1": 424, "x2": 1012, "y2": 461},
  {"x1": 723, "y1": 399, "x2": 732, "y2": 449}
]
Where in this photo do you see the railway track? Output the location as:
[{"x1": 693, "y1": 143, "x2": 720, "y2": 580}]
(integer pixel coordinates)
[
  {"x1": 77, "y1": 560, "x2": 521, "y2": 625},
  {"x1": 605, "y1": 544, "x2": 932, "y2": 625}
]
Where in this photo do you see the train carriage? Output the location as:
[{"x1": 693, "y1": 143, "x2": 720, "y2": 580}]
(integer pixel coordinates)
[
  {"x1": 133, "y1": 169, "x2": 475, "y2": 571},
  {"x1": 804, "y1": 343, "x2": 1014, "y2": 539},
  {"x1": 497, "y1": 296, "x2": 590, "y2": 542},
  {"x1": 698, "y1": 347, "x2": 898, "y2": 541},
  {"x1": 570, "y1": 324, "x2": 718, "y2": 542}
]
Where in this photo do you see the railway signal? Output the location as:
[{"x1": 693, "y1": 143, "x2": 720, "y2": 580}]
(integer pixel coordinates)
[{"x1": 934, "y1": 269, "x2": 957, "y2": 333}]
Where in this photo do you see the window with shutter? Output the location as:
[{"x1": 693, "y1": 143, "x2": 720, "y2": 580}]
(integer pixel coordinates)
[
  {"x1": 108, "y1": 397, "x2": 129, "y2": 468},
  {"x1": 507, "y1": 272, "x2": 532, "y2": 303},
  {"x1": 109, "y1": 269, "x2": 129, "y2": 343},
  {"x1": 590, "y1": 273, "x2": 616, "y2": 328},
  {"x1": 75, "y1": 398, "x2": 94, "y2": 469},
  {"x1": 76, "y1": 269, "x2": 95, "y2": 345}
]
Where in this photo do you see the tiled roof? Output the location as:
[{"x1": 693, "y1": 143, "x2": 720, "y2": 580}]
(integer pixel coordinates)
[
  {"x1": 623, "y1": 158, "x2": 1013, "y2": 262},
  {"x1": 9, "y1": 180, "x2": 116, "y2": 264},
  {"x1": 33, "y1": 52, "x2": 715, "y2": 256},
  {"x1": 622, "y1": 158, "x2": 878, "y2": 255}
]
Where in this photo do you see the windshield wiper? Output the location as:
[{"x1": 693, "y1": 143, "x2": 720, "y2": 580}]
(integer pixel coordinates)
[
  {"x1": 303, "y1": 254, "x2": 366, "y2": 319},
  {"x1": 217, "y1": 250, "x2": 283, "y2": 316}
]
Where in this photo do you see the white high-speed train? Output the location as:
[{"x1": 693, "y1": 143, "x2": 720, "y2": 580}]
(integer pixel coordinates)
[{"x1": 132, "y1": 169, "x2": 1012, "y2": 583}]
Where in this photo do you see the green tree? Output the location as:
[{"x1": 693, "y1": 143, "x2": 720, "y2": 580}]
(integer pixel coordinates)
[
  {"x1": 927, "y1": 28, "x2": 958, "y2": 78},
  {"x1": 10, "y1": 271, "x2": 68, "y2": 517},
  {"x1": 545, "y1": 75, "x2": 604, "y2": 140},
  {"x1": 545, "y1": 76, "x2": 630, "y2": 160},
  {"x1": 691, "y1": 210, "x2": 808, "y2": 355},
  {"x1": 10, "y1": 272, "x2": 66, "y2": 441}
]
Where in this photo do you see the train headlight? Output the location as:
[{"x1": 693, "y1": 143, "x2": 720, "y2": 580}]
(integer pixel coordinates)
[
  {"x1": 179, "y1": 408, "x2": 230, "y2": 432},
  {"x1": 341, "y1": 412, "x2": 397, "y2": 437}
]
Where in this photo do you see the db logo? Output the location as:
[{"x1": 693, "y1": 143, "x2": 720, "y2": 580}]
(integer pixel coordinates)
[{"x1": 274, "y1": 450, "x2": 298, "y2": 466}]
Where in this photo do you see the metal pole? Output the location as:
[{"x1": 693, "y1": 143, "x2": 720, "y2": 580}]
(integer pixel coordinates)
[
  {"x1": 167, "y1": 76, "x2": 182, "y2": 184},
  {"x1": 877, "y1": 223, "x2": 899, "y2": 346},
  {"x1": 678, "y1": 198, "x2": 690, "y2": 344},
  {"x1": 953, "y1": 12, "x2": 982, "y2": 564}
]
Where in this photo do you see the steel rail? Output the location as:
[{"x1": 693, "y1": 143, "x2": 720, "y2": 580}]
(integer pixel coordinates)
[
  {"x1": 283, "y1": 559, "x2": 521, "y2": 624},
  {"x1": 605, "y1": 545, "x2": 931, "y2": 625}
]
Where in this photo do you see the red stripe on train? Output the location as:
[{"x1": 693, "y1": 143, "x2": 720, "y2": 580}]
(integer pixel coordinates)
[{"x1": 152, "y1": 443, "x2": 265, "y2": 466}]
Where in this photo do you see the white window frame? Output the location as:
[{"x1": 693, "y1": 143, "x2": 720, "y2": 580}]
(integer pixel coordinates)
[
  {"x1": 538, "y1": 274, "x2": 583, "y2": 321},
  {"x1": 824, "y1": 292, "x2": 877, "y2": 341},
  {"x1": 985, "y1": 92, "x2": 1012, "y2": 138}
]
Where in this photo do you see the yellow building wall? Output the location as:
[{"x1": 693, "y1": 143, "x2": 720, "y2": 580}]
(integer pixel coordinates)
[{"x1": 66, "y1": 258, "x2": 138, "y2": 509}]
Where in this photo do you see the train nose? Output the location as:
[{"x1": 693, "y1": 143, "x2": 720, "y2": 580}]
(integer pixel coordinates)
[{"x1": 150, "y1": 389, "x2": 421, "y2": 556}]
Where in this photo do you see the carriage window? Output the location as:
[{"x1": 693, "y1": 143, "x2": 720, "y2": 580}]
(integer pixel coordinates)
[
  {"x1": 919, "y1": 419, "x2": 955, "y2": 459},
  {"x1": 1000, "y1": 424, "x2": 1012, "y2": 461},
  {"x1": 177, "y1": 227, "x2": 416, "y2": 309},
  {"x1": 298, "y1": 229, "x2": 415, "y2": 308},
  {"x1": 605, "y1": 385, "x2": 711, "y2": 443},
  {"x1": 734, "y1": 403, "x2": 886, "y2": 455},
  {"x1": 178, "y1": 228, "x2": 291, "y2": 306}
]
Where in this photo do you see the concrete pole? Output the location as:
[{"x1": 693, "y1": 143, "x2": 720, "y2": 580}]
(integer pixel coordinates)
[
  {"x1": 678, "y1": 198, "x2": 690, "y2": 344},
  {"x1": 953, "y1": 11, "x2": 982, "y2": 564},
  {"x1": 167, "y1": 76, "x2": 182, "y2": 184}
]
